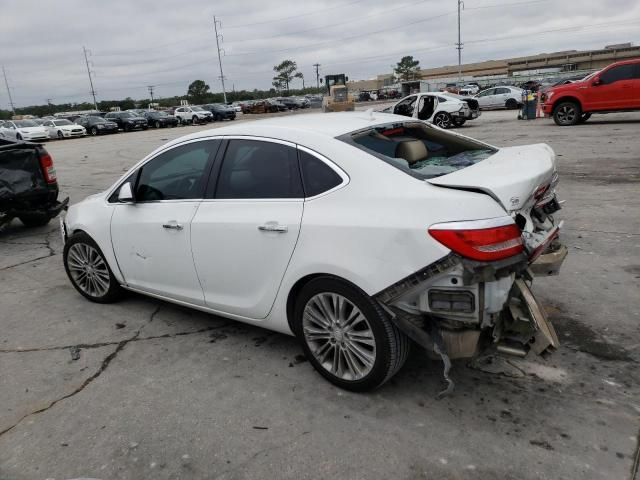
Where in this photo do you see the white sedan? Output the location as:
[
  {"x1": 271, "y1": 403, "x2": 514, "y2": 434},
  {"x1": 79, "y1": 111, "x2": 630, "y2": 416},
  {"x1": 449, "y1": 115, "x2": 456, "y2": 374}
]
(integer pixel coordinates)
[
  {"x1": 42, "y1": 119, "x2": 86, "y2": 139},
  {"x1": 61, "y1": 112, "x2": 566, "y2": 392},
  {"x1": 474, "y1": 86, "x2": 524, "y2": 109},
  {"x1": 0, "y1": 119, "x2": 49, "y2": 141},
  {"x1": 381, "y1": 92, "x2": 480, "y2": 128}
]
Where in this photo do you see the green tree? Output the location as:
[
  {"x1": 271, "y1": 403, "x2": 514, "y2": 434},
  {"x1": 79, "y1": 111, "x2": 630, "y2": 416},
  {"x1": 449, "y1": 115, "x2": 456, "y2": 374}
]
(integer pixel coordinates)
[
  {"x1": 272, "y1": 60, "x2": 298, "y2": 93},
  {"x1": 187, "y1": 80, "x2": 211, "y2": 104},
  {"x1": 294, "y1": 72, "x2": 305, "y2": 89},
  {"x1": 394, "y1": 56, "x2": 421, "y2": 82}
]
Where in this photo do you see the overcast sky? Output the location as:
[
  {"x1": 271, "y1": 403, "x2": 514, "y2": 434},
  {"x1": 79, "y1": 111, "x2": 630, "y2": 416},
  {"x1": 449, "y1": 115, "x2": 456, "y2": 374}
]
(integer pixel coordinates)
[{"x1": 1, "y1": 0, "x2": 638, "y2": 107}]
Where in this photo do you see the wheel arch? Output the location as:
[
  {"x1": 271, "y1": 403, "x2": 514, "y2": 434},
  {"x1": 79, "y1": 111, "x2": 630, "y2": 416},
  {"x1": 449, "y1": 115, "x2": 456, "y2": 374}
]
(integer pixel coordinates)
[{"x1": 552, "y1": 95, "x2": 583, "y2": 111}]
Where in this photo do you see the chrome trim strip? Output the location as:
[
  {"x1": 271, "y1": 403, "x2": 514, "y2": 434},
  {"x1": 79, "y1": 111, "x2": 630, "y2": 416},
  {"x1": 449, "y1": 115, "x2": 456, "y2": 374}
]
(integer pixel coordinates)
[{"x1": 429, "y1": 216, "x2": 515, "y2": 231}]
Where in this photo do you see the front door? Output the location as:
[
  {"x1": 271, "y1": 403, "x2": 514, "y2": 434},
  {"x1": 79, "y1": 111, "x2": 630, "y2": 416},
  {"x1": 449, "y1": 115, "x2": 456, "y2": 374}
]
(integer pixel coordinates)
[
  {"x1": 111, "y1": 139, "x2": 220, "y2": 304},
  {"x1": 586, "y1": 63, "x2": 639, "y2": 111},
  {"x1": 191, "y1": 138, "x2": 304, "y2": 319}
]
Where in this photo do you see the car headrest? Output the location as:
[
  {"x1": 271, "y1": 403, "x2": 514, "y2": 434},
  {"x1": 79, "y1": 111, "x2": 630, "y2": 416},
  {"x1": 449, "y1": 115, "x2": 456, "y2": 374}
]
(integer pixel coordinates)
[{"x1": 395, "y1": 140, "x2": 428, "y2": 164}]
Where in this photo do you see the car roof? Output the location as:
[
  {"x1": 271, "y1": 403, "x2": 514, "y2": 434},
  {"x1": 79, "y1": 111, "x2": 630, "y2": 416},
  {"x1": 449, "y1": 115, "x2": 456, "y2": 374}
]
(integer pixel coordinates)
[{"x1": 161, "y1": 112, "x2": 405, "y2": 148}]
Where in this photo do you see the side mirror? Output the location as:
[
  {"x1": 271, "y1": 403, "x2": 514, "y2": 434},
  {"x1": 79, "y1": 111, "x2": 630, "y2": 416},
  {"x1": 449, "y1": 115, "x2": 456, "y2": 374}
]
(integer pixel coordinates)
[
  {"x1": 118, "y1": 182, "x2": 134, "y2": 203},
  {"x1": 592, "y1": 77, "x2": 602, "y2": 86}
]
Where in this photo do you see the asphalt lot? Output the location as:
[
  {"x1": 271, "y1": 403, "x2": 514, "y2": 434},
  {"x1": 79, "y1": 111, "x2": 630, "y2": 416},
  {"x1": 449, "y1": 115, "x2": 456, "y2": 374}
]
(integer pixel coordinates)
[{"x1": 1, "y1": 109, "x2": 639, "y2": 480}]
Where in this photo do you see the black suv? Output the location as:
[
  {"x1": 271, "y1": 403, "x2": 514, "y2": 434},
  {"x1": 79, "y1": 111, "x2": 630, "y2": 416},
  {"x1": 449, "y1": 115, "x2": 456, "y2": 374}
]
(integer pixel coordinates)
[
  {"x1": 144, "y1": 111, "x2": 179, "y2": 128},
  {"x1": 202, "y1": 104, "x2": 236, "y2": 121},
  {"x1": 0, "y1": 138, "x2": 68, "y2": 228},
  {"x1": 75, "y1": 116, "x2": 119, "y2": 136},
  {"x1": 104, "y1": 112, "x2": 148, "y2": 132}
]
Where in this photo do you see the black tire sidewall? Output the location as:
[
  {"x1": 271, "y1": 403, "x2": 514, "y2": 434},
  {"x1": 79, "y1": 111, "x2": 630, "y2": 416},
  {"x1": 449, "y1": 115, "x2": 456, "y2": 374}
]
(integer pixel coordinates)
[
  {"x1": 293, "y1": 277, "x2": 397, "y2": 392},
  {"x1": 553, "y1": 101, "x2": 581, "y2": 126},
  {"x1": 63, "y1": 232, "x2": 123, "y2": 303}
]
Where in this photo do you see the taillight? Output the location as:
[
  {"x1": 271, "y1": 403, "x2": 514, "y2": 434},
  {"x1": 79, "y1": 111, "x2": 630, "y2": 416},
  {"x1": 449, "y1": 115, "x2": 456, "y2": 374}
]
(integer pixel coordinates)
[
  {"x1": 39, "y1": 151, "x2": 57, "y2": 184},
  {"x1": 429, "y1": 218, "x2": 524, "y2": 262}
]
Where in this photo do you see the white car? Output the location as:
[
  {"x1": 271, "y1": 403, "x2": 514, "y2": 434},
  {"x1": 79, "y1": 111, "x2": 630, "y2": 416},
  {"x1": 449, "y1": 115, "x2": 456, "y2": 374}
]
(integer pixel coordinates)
[
  {"x1": 459, "y1": 84, "x2": 480, "y2": 95},
  {"x1": 475, "y1": 86, "x2": 523, "y2": 110},
  {"x1": 382, "y1": 92, "x2": 480, "y2": 128},
  {"x1": 1, "y1": 120, "x2": 49, "y2": 141},
  {"x1": 42, "y1": 119, "x2": 86, "y2": 139},
  {"x1": 173, "y1": 106, "x2": 213, "y2": 124},
  {"x1": 61, "y1": 112, "x2": 566, "y2": 392}
]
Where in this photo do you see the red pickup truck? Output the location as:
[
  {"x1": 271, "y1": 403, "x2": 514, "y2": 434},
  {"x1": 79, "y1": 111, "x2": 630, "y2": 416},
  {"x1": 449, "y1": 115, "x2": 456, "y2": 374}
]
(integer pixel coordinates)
[{"x1": 542, "y1": 58, "x2": 640, "y2": 126}]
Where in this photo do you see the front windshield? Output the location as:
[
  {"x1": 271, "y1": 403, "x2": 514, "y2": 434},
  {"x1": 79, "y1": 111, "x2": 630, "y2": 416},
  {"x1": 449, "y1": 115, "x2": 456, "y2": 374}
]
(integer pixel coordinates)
[
  {"x1": 341, "y1": 121, "x2": 496, "y2": 180},
  {"x1": 581, "y1": 70, "x2": 600, "y2": 81},
  {"x1": 15, "y1": 120, "x2": 38, "y2": 127},
  {"x1": 54, "y1": 120, "x2": 73, "y2": 126}
]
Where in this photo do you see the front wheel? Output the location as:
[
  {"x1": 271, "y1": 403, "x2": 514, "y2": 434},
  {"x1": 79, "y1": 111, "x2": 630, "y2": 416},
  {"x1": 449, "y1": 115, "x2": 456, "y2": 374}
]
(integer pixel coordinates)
[
  {"x1": 293, "y1": 277, "x2": 410, "y2": 392},
  {"x1": 192, "y1": 116, "x2": 199, "y2": 125},
  {"x1": 57, "y1": 130, "x2": 64, "y2": 140},
  {"x1": 432, "y1": 112, "x2": 452, "y2": 129},
  {"x1": 91, "y1": 127, "x2": 98, "y2": 136},
  {"x1": 553, "y1": 101, "x2": 581, "y2": 126},
  {"x1": 63, "y1": 232, "x2": 123, "y2": 303},
  {"x1": 16, "y1": 133, "x2": 22, "y2": 141},
  {"x1": 155, "y1": 121, "x2": 161, "y2": 128}
]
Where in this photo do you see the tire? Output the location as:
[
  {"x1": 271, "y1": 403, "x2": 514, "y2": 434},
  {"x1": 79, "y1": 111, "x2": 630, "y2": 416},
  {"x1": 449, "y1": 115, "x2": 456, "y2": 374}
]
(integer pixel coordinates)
[
  {"x1": 16, "y1": 133, "x2": 22, "y2": 141},
  {"x1": 192, "y1": 116, "x2": 198, "y2": 125},
  {"x1": 553, "y1": 101, "x2": 581, "y2": 126},
  {"x1": 19, "y1": 213, "x2": 51, "y2": 227},
  {"x1": 57, "y1": 130, "x2": 64, "y2": 140},
  {"x1": 91, "y1": 127, "x2": 98, "y2": 136},
  {"x1": 63, "y1": 232, "x2": 123, "y2": 303},
  {"x1": 293, "y1": 277, "x2": 410, "y2": 392},
  {"x1": 433, "y1": 112, "x2": 452, "y2": 129},
  {"x1": 124, "y1": 124, "x2": 131, "y2": 132},
  {"x1": 155, "y1": 121, "x2": 161, "y2": 128},
  {"x1": 578, "y1": 113, "x2": 591, "y2": 124},
  {"x1": 452, "y1": 118, "x2": 466, "y2": 127},
  {"x1": 505, "y1": 98, "x2": 518, "y2": 109}
]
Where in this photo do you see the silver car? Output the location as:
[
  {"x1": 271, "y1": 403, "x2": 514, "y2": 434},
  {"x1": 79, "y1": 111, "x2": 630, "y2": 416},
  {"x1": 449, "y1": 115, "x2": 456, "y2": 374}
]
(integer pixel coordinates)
[{"x1": 475, "y1": 86, "x2": 523, "y2": 110}]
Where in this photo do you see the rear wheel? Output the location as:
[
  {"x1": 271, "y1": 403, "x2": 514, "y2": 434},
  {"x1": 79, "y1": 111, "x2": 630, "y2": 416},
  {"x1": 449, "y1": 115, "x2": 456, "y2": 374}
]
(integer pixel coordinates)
[
  {"x1": 63, "y1": 232, "x2": 123, "y2": 303},
  {"x1": 553, "y1": 101, "x2": 581, "y2": 126},
  {"x1": 19, "y1": 213, "x2": 51, "y2": 227},
  {"x1": 293, "y1": 277, "x2": 410, "y2": 391},
  {"x1": 505, "y1": 98, "x2": 518, "y2": 109},
  {"x1": 433, "y1": 112, "x2": 452, "y2": 129}
]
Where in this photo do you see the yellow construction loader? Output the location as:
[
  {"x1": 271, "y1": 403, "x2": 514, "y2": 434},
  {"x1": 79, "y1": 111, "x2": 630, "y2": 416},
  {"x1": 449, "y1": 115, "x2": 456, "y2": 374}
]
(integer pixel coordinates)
[{"x1": 322, "y1": 74, "x2": 355, "y2": 112}]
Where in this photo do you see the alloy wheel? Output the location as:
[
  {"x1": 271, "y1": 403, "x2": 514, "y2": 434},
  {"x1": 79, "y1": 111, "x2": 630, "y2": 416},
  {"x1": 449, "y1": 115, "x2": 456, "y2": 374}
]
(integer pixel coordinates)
[
  {"x1": 556, "y1": 105, "x2": 577, "y2": 125},
  {"x1": 66, "y1": 243, "x2": 111, "y2": 297},
  {"x1": 433, "y1": 113, "x2": 450, "y2": 128},
  {"x1": 302, "y1": 292, "x2": 376, "y2": 381}
]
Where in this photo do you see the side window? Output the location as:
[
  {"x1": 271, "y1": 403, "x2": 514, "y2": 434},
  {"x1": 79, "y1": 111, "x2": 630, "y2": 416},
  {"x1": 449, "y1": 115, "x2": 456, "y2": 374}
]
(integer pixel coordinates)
[
  {"x1": 216, "y1": 139, "x2": 302, "y2": 199},
  {"x1": 495, "y1": 87, "x2": 509, "y2": 94},
  {"x1": 135, "y1": 140, "x2": 219, "y2": 201},
  {"x1": 478, "y1": 89, "x2": 493, "y2": 97},
  {"x1": 298, "y1": 150, "x2": 342, "y2": 197},
  {"x1": 600, "y1": 65, "x2": 636, "y2": 84}
]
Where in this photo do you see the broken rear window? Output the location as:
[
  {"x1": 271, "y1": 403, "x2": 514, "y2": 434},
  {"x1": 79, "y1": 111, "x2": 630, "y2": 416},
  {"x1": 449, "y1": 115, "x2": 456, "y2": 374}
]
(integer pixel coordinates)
[{"x1": 338, "y1": 121, "x2": 496, "y2": 180}]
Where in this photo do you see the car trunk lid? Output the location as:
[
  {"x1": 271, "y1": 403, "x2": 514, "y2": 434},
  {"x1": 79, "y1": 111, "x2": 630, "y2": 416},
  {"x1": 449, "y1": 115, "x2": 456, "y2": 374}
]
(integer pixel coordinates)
[{"x1": 427, "y1": 143, "x2": 556, "y2": 213}]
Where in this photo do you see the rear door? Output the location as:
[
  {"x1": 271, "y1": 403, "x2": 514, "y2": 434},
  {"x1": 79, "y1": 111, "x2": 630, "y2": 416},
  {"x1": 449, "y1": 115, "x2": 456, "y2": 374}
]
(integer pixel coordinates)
[
  {"x1": 476, "y1": 88, "x2": 496, "y2": 108},
  {"x1": 190, "y1": 137, "x2": 304, "y2": 319}
]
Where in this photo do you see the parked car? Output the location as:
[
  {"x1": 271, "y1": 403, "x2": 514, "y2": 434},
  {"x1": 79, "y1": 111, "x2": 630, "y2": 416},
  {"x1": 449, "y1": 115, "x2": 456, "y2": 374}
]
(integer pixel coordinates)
[
  {"x1": 104, "y1": 112, "x2": 148, "y2": 131},
  {"x1": 229, "y1": 103, "x2": 242, "y2": 113},
  {"x1": 474, "y1": 86, "x2": 523, "y2": 109},
  {"x1": 144, "y1": 110, "x2": 179, "y2": 128},
  {"x1": 75, "y1": 116, "x2": 119, "y2": 136},
  {"x1": 459, "y1": 84, "x2": 480, "y2": 95},
  {"x1": 277, "y1": 97, "x2": 300, "y2": 110},
  {"x1": 0, "y1": 137, "x2": 68, "y2": 228},
  {"x1": 266, "y1": 99, "x2": 287, "y2": 112},
  {"x1": 202, "y1": 103, "x2": 236, "y2": 121},
  {"x1": 381, "y1": 92, "x2": 479, "y2": 128},
  {"x1": 173, "y1": 106, "x2": 213, "y2": 124},
  {"x1": 0, "y1": 120, "x2": 49, "y2": 141},
  {"x1": 60, "y1": 112, "x2": 565, "y2": 392},
  {"x1": 42, "y1": 119, "x2": 86, "y2": 139},
  {"x1": 541, "y1": 59, "x2": 640, "y2": 126}
]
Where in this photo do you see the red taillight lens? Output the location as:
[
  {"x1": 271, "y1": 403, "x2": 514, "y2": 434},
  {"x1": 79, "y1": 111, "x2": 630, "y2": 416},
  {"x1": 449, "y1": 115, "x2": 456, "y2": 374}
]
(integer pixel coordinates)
[
  {"x1": 429, "y1": 221, "x2": 524, "y2": 261},
  {"x1": 39, "y1": 151, "x2": 57, "y2": 184}
]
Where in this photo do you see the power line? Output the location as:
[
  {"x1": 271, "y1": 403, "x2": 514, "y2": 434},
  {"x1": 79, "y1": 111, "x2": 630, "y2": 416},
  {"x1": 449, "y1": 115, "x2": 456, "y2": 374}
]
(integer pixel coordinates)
[
  {"x1": 213, "y1": 15, "x2": 227, "y2": 104},
  {"x1": 2, "y1": 66, "x2": 16, "y2": 115},
  {"x1": 83, "y1": 46, "x2": 98, "y2": 109}
]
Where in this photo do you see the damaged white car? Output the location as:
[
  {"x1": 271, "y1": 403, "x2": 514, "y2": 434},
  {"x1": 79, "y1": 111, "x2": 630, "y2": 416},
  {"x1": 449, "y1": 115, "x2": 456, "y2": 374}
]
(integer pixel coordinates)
[
  {"x1": 381, "y1": 92, "x2": 481, "y2": 128},
  {"x1": 60, "y1": 112, "x2": 567, "y2": 393}
]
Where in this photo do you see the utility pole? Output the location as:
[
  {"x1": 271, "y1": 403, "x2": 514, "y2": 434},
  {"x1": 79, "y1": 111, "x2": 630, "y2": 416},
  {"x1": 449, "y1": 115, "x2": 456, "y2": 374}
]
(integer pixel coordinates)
[
  {"x1": 148, "y1": 85, "x2": 155, "y2": 103},
  {"x1": 83, "y1": 46, "x2": 98, "y2": 110},
  {"x1": 2, "y1": 66, "x2": 16, "y2": 115},
  {"x1": 213, "y1": 16, "x2": 227, "y2": 104},
  {"x1": 456, "y1": 0, "x2": 464, "y2": 82},
  {"x1": 313, "y1": 63, "x2": 321, "y2": 90}
]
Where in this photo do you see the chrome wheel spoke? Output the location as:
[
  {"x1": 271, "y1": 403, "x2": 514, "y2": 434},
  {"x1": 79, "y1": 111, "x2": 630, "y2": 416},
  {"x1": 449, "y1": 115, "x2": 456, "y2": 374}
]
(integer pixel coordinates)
[
  {"x1": 303, "y1": 292, "x2": 376, "y2": 381},
  {"x1": 67, "y1": 243, "x2": 110, "y2": 297}
]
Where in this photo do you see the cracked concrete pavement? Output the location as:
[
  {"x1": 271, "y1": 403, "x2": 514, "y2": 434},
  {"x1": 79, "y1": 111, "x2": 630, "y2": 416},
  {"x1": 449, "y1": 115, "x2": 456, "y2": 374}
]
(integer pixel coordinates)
[{"x1": 1, "y1": 110, "x2": 639, "y2": 480}]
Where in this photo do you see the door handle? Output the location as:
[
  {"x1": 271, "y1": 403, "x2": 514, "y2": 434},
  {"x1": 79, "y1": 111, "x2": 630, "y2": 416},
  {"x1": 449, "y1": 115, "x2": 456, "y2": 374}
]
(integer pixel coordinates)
[
  {"x1": 162, "y1": 222, "x2": 183, "y2": 231},
  {"x1": 258, "y1": 223, "x2": 288, "y2": 233}
]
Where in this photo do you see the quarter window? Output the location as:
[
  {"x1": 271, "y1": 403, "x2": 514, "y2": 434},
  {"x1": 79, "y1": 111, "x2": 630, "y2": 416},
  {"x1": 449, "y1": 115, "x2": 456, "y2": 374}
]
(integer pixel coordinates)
[
  {"x1": 135, "y1": 140, "x2": 219, "y2": 201},
  {"x1": 216, "y1": 139, "x2": 302, "y2": 199},
  {"x1": 298, "y1": 150, "x2": 342, "y2": 197}
]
